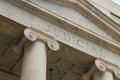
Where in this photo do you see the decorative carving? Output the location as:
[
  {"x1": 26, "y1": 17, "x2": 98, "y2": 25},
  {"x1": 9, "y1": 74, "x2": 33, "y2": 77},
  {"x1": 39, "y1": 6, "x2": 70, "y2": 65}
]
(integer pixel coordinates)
[
  {"x1": 95, "y1": 59, "x2": 120, "y2": 79},
  {"x1": 24, "y1": 28, "x2": 37, "y2": 41},
  {"x1": 24, "y1": 28, "x2": 60, "y2": 51},
  {"x1": 95, "y1": 59, "x2": 106, "y2": 71},
  {"x1": 114, "y1": 70, "x2": 120, "y2": 79},
  {"x1": 47, "y1": 39, "x2": 60, "y2": 51}
]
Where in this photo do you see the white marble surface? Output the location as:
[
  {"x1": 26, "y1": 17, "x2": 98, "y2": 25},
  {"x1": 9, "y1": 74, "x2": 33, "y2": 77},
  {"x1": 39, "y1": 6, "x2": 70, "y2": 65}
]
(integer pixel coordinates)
[
  {"x1": 0, "y1": 0, "x2": 120, "y2": 68},
  {"x1": 21, "y1": 41, "x2": 46, "y2": 80}
]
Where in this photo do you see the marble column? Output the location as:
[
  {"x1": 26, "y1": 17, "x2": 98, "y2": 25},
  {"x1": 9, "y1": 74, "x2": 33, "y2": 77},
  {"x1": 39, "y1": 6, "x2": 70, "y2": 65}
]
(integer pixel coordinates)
[
  {"x1": 20, "y1": 40, "x2": 47, "y2": 80},
  {"x1": 93, "y1": 71, "x2": 113, "y2": 80}
]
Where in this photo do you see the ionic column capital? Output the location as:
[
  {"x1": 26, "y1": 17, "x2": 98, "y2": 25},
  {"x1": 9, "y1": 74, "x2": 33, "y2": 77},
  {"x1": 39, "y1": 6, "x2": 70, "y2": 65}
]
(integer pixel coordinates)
[
  {"x1": 95, "y1": 58, "x2": 120, "y2": 79},
  {"x1": 82, "y1": 58, "x2": 120, "y2": 80},
  {"x1": 24, "y1": 28, "x2": 60, "y2": 51}
]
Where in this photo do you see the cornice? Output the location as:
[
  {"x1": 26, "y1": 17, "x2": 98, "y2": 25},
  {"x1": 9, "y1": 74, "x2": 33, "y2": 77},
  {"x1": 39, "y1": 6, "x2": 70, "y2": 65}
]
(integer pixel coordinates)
[
  {"x1": 6, "y1": 0, "x2": 120, "y2": 54},
  {"x1": 78, "y1": 0, "x2": 120, "y2": 40},
  {"x1": 44, "y1": 0, "x2": 120, "y2": 41}
]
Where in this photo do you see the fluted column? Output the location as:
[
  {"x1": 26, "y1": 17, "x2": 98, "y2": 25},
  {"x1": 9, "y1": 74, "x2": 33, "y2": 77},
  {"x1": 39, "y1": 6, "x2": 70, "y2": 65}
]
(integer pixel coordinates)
[{"x1": 20, "y1": 40, "x2": 46, "y2": 80}]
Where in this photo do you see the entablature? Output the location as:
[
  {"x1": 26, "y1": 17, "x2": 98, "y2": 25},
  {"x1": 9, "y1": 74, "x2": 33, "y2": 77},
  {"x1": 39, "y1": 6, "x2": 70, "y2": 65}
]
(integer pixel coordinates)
[{"x1": 5, "y1": 0, "x2": 120, "y2": 52}]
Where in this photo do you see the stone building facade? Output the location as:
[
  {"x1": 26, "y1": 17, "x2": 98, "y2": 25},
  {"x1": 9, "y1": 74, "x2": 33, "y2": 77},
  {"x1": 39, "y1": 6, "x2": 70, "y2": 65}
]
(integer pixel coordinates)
[{"x1": 0, "y1": 0, "x2": 120, "y2": 80}]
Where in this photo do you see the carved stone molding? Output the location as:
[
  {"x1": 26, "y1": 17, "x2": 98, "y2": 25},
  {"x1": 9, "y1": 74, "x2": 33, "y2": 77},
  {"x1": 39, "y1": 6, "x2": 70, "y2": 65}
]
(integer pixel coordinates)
[
  {"x1": 95, "y1": 59, "x2": 120, "y2": 79},
  {"x1": 24, "y1": 28, "x2": 37, "y2": 41},
  {"x1": 24, "y1": 28, "x2": 60, "y2": 51},
  {"x1": 46, "y1": 39, "x2": 60, "y2": 51}
]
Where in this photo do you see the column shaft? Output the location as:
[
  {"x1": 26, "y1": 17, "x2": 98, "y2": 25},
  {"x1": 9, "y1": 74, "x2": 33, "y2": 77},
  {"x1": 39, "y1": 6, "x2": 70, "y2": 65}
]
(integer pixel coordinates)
[
  {"x1": 93, "y1": 71, "x2": 113, "y2": 80},
  {"x1": 21, "y1": 40, "x2": 46, "y2": 80}
]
